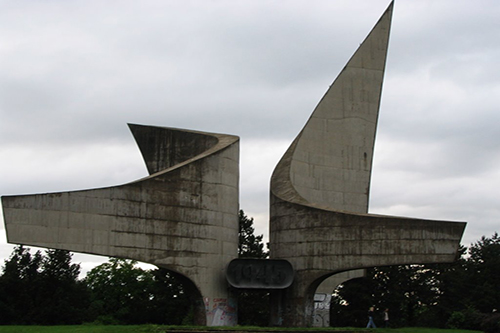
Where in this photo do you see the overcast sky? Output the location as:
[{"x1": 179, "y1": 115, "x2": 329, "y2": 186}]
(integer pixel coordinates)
[{"x1": 1, "y1": 0, "x2": 499, "y2": 275}]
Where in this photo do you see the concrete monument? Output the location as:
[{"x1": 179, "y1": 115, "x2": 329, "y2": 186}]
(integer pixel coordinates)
[
  {"x1": 269, "y1": 2, "x2": 465, "y2": 326},
  {"x1": 2, "y1": 1, "x2": 465, "y2": 327},
  {"x1": 2, "y1": 126, "x2": 240, "y2": 326}
]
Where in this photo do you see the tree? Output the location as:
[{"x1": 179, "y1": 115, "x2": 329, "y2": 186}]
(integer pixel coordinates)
[
  {"x1": 425, "y1": 246, "x2": 472, "y2": 327},
  {"x1": 147, "y1": 268, "x2": 194, "y2": 325},
  {"x1": 433, "y1": 234, "x2": 500, "y2": 331},
  {"x1": 0, "y1": 245, "x2": 42, "y2": 324},
  {"x1": 238, "y1": 209, "x2": 268, "y2": 259},
  {"x1": 85, "y1": 258, "x2": 155, "y2": 324},
  {"x1": 85, "y1": 258, "x2": 193, "y2": 324},
  {"x1": 34, "y1": 249, "x2": 90, "y2": 324},
  {"x1": 331, "y1": 265, "x2": 444, "y2": 328},
  {"x1": 0, "y1": 246, "x2": 88, "y2": 325},
  {"x1": 467, "y1": 232, "x2": 500, "y2": 313},
  {"x1": 331, "y1": 232, "x2": 500, "y2": 330},
  {"x1": 330, "y1": 275, "x2": 374, "y2": 327},
  {"x1": 236, "y1": 209, "x2": 270, "y2": 326}
]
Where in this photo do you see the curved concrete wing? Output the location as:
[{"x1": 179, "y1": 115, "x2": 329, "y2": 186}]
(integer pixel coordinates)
[
  {"x1": 2, "y1": 124, "x2": 240, "y2": 326},
  {"x1": 270, "y1": 2, "x2": 466, "y2": 326}
]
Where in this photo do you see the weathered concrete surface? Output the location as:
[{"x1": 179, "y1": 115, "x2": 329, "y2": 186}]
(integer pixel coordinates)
[
  {"x1": 2, "y1": 124, "x2": 240, "y2": 326},
  {"x1": 313, "y1": 270, "x2": 364, "y2": 327},
  {"x1": 1, "y1": 1, "x2": 468, "y2": 328},
  {"x1": 270, "y1": 2, "x2": 466, "y2": 327}
]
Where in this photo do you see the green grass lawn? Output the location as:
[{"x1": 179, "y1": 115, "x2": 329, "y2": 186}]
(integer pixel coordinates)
[
  {"x1": 0, "y1": 326, "x2": 160, "y2": 333},
  {"x1": 0, "y1": 326, "x2": 484, "y2": 333},
  {"x1": 374, "y1": 328, "x2": 482, "y2": 333}
]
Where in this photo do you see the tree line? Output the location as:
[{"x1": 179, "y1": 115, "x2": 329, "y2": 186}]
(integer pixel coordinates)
[
  {"x1": 0, "y1": 246, "x2": 194, "y2": 325},
  {"x1": 0, "y1": 210, "x2": 498, "y2": 331},
  {"x1": 330, "y1": 232, "x2": 500, "y2": 332}
]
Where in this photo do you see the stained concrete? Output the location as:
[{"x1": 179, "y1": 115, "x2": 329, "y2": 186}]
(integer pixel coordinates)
[
  {"x1": 2, "y1": 1, "x2": 467, "y2": 329},
  {"x1": 313, "y1": 270, "x2": 365, "y2": 327},
  {"x1": 2, "y1": 125, "x2": 240, "y2": 326},
  {"x1": 269, "y1": 2, "x2": 466, "y2": 326}
]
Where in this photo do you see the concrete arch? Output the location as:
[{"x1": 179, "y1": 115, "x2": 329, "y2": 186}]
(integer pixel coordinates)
[
  {"x1": 2, "y1": 124, "x2": 240, "y2": 326},
  {"x1": 313, "y1": 269, "x2": 365, "y2": 327}
]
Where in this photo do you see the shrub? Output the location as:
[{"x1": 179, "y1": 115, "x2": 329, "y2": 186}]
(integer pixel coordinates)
[
  {"x1": 447, "y1": 311, "x2": 465, "y2": 329},
  {"x1": 481, "y1": 312, "x2": 500, "y2": 333},
  {"x1": 447, "y1": 308, "x2": 484, "y2": 330}
]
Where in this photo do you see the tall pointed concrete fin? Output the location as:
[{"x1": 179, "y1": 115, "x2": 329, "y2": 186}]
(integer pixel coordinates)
[
  {"x1": 272, "y1": 1, "x2": 393, "y2": 213},
  {"x1": 128, "y1": 123, "x2": 219, "y2": 175},
  {"x1": 346, "y1": 1, "x2": 393, "y2": 71},
  {"x1": 269, "y1": 3, "x2": 466, "y2": 326}
]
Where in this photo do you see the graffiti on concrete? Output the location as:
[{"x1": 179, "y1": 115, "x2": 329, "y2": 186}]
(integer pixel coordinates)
[
  {"x1": 205, "y1": 297, "x2": 237, "y2": 326},
  {"x1": 313, "y1": 293, "x2": 332, "y2": 327}
]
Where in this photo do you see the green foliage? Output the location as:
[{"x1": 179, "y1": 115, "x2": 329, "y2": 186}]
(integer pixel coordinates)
[
  {"x1": 0, "y1": 247, "x2": 193, "y2": 325},
  {"x1": 236, "y1": 210, "x2": 270, "y2": 326},
  {"x1": 85, "y1": 258, "x2": 152, "y2": 324},
  {"x1": 446, "y1": 311, "x2": 466, "y2": 329},
  {"x1": 236, "y1": 289, "x2": 270, "y2": 327},
  {"x1": 0, "y1": 246, "x2": 89, "y2": 325},
  {"x1": 331, "y1": 232, "x2": 500, "y2": 330},
  {"x1": 238, "y1": 209, "x2": 268, "y2": 259},
  {"x1": 481, "y1": 312, "x2": 500, "y2": 333},
  {"x1": 34, "y1": 249, "x2": 90, "y2": 324},
  {"x1": 146, "y1": 268, "x2": 194, "y2": 325},
  {"x1": 466, "y1": 233, "x2": 500, "y2": 313},
  {"x1": 181, "y1": 306, "x2": 195, "y2": 326},
  {"x1": 0, "y1": 325, "x2": 167, "y2": 333},
  {"x1": 330, "y1": 275, "x2": 373, "y2": 327},
  {"x1": 333, "y1": 265, "x2": 436, "y2": 327},
  {"x1": 85, "y1": 258, "x2": 191, "y2": 325},
  {"x1": 0, "y1": 245, "x2": 41, "y2": 324}
]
